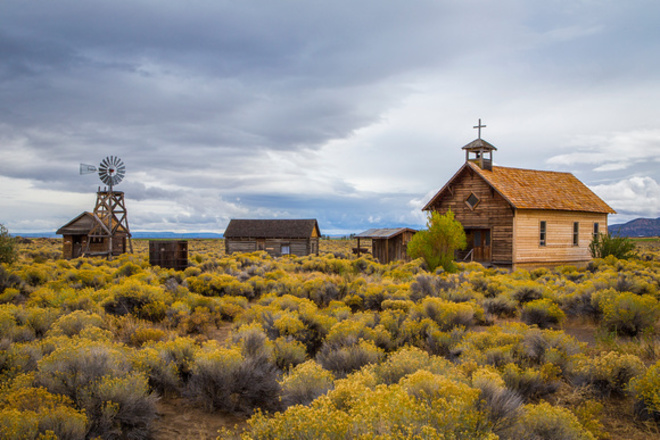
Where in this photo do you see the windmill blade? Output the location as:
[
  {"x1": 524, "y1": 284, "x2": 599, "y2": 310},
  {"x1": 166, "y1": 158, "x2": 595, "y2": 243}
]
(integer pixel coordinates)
[
  {"x1": 98, "y1": 156, "x2": 126, "y2": 186},
  {"x1": 80, "y1": 163, "x2": 97, "y2": 175}
]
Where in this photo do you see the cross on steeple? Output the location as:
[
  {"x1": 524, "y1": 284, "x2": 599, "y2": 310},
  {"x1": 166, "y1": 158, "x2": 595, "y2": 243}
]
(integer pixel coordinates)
[{"x1": 473, "y1": 118, "x2": 486, "y2": 139}]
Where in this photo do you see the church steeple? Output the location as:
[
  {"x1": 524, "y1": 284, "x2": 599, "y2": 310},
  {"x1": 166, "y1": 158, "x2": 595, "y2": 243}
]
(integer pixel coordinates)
[{"x1": 462, "y1": 119, "x2": 496, "y2": 171}]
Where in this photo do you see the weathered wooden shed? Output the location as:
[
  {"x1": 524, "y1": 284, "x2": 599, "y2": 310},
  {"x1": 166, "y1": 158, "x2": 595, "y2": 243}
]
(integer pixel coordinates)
[
  {"x1": 56, "y1": 212, "x2": 129, "y2": 259},
  {"x1": 224, "y1": 219, "x2": 321, "y2": 257},
  {"x1": 149, "y1": 240, "x2": 189, "y2": 270},
  {"x1": 423, "y1": 138, "x2": 616, "y2": 269},
  {"x1": 355, "y1": 228, "x2": 417, "y2": 264}
]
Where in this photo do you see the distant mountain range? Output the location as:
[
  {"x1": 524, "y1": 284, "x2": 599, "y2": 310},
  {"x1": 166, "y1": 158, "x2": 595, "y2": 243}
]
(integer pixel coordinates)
[{"x1": 609, "y1": 217, "x2": 660, "y2": 237}]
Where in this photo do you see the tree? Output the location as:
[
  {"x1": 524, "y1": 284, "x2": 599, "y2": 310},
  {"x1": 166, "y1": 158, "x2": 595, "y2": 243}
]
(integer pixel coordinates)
[
  {"x1": 0, "y1": 223, "x2": 17, "y2": 265},
  {"x1": 588, "y1": 232, "x2": 636, "y2": 260},
  {"x1": 407, "y1": 209, "x2": 466, "y2": 273}
]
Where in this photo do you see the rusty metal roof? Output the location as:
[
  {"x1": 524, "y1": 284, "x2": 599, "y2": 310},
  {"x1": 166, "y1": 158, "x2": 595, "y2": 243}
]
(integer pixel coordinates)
[
  {"x1": 224, "y1": 219, "x2": 320, "y2": 239},
  {"x1": 424, "y1": 162, "x2": 616, "y2": 214},
  {"x1": 355, "y1": 227, "x2": 417, "y2": 239}
]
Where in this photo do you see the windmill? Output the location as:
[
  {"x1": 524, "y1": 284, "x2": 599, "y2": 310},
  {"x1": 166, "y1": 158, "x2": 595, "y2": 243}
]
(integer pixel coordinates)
[{"x1": 80, "y1": 156, "x2": 133, "y2": 259}]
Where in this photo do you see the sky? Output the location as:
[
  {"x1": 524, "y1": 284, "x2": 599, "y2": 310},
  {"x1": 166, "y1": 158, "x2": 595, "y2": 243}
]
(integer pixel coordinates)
[{"x1": 1, "y1": 1, "x2": 659, "y2": 236}]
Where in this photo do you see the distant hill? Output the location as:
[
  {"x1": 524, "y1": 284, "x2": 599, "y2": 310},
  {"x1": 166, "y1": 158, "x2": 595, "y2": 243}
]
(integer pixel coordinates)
[{"x1": 609, "y1": 217, "x2": 660, "y2": 237}]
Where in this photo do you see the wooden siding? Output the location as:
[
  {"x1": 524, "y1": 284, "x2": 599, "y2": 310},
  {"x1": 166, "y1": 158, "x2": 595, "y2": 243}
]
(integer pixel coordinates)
[
  {"x1": 61, "y1": 234, "x2": 127, "y2": 259},
  {"x1": 513, "y1": 210, "x2": 608, "y2": 268},
  {"x1": 427, "y1": 166, "x2": 514, "y2": 265},
  {"x1": 149, "y1": 240, "x2": 188, "y2": 270},
  {"x1": 371, "y1": 230, "x2": 416, "y2": 264},
  {"x1": 225, "y1": 238, "x2": 319, "y2": 257}
]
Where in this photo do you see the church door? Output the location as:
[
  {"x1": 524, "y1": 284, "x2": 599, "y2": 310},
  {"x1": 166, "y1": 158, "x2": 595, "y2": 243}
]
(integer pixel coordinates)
[{"x1": 468, "y1": 229, "x2": 491, "y2": 262}]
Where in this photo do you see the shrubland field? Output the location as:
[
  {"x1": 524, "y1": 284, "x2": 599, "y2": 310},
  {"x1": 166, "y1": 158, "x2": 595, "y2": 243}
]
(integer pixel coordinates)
[{"x1": 2, "y1": 238, "x2": 660, "y2": 439}]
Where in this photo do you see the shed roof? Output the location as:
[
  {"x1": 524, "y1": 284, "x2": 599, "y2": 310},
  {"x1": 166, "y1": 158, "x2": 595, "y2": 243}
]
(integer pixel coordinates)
[
  {"x1": 355, "y1": 228, "x2": 417, "y2": 239},
  {"x1": 224, "y1": 219, "x2": 320, "y2": 239},
  {"x1": 424, "y1": 161, "x2": 616, "y2": 214},
  {"x1": 56, "y1": 212, "x2": 108, "y2": 235}
]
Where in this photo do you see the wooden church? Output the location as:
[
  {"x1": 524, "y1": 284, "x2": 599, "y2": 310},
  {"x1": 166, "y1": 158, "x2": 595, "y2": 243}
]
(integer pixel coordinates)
[{"x1": 423, "y1": 127, "x2": 615, "y2": 269}]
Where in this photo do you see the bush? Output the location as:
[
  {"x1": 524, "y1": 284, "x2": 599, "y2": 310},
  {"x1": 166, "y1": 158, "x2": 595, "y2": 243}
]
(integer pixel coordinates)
[
  {"x1": 407, "y1": 209, "x2": 467, "y2": 273},
  {"x1": 280, "y1": 360, "x2": 334, "y2": 407},
  {"x1": 103, "y1": 279, "x2": 170, "y2": 322},
  {"x1": 316, "y1": 340, "x2": 384, "y2": 378},
  {"x1": 630, "y1": 360, "x2": 660, "y2": 423},
  {"x1": 48, "y1": 310, "x2": 105, "y2": 337},
  {"x1": 188, "y1": 342, "x2": 281, "y2": 414},
  {"x1": 589, "y1": 233, "x2": 636, "y2": 259},
  {"x1": 573, "y1": 351, "x2": 645, "y2": 397},
  {"x1": 510, "y1": 401, "x2": 595, "y2": 440},
  {"x1": 502, "y1": 364, "x2": 560, "y2": 402},
  {"x1": 0, "y1": 224, "x2": 17, "y2": 265},
  {"x1": 35, "y1": 340, "x2": 157, "y2": 438},
  {"x1": 0, "y1": 386, "x2": 88, "y2": 440},
  {"x1": 272, "y1": 336, "x2": 307, "y2": 371},
  {"x1": 521, "y1": 299, "x2": 566, "y2": 329},
  {"x1": 472, "y1": 368, "x2": 523, "y2": 436},
  {"x1": 600, "y1": 292, "x2": 660, "y2": 337}
]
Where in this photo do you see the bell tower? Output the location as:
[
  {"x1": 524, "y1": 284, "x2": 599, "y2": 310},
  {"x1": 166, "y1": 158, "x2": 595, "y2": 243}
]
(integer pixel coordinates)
[{"x1": 462, "y1": 119, "x2": 496, "y2": 171}]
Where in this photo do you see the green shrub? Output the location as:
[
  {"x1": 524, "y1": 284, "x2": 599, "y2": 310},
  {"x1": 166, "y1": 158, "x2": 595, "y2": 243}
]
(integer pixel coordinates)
[
  {"x1": 589, "y1": 233, "x2": 636, "y2": 259},
  {"x1": 407, "y1": 209, "x2": 467, "y2": 273},
  {"x1": 521, "y1": 299, "x2": 566, "y2": 329},
  {"x1": 0, "y1": 224, "x2": 17, "y2": 265}
]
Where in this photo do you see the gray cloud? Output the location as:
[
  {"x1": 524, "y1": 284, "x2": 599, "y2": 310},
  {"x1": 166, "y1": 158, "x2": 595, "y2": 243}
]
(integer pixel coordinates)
[{"x1": 1, "y1": 0, "x2": 659, "y2": 234}]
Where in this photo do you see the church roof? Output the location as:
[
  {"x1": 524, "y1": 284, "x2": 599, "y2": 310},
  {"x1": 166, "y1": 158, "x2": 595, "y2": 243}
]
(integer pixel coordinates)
[{"x1": 423, "y1": 161, "x2": 616, "y2": 214}]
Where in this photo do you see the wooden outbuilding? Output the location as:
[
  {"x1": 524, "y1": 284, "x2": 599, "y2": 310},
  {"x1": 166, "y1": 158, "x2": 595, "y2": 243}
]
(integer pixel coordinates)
[
  {"x1": 149, "y1": 240, "x2": 189, "y2": 270},
  {"x1": 423, "y1": 137, "x2": 616, "y2": 269},
  {"x1": 355, "y1": 228, "x2": 417, "y2": 264},
  {"x1": 224, "y1": 219, "x2": 321, "y2": 257},
  {"x1": 56, "y1": 212, "x2": 129, "y2": 259}
]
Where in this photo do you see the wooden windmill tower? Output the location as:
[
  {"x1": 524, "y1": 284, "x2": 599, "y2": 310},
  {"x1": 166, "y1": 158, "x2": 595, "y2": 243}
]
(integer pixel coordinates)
[{"x1": 80, "y1": 156, "x2": 133, "y2": 259}]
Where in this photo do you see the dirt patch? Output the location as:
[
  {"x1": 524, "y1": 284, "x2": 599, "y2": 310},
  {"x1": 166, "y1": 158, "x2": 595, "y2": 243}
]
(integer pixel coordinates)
[
  {"x1": 562, "y1": 319, "x2": 598, "y2": 347},
  {"x1": 152, "y1": 397, "x2": 246, "y2": 440}
]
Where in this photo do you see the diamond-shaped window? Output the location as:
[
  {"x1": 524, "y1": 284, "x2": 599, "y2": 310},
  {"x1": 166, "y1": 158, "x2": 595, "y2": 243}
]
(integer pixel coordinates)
[{"x1": 466, "y1": 193, "x2": 480, "y2": 210}]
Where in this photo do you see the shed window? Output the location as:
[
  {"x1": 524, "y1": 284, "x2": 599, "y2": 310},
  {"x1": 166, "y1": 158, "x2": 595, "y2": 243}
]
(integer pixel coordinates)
[
  {"x1": 593, "y1": 223, "x2": 599, "y2": 239},
  {"x1": 281, "y1": 244, "x2": 290, "y2": 255},
  {"x1": 573, "y1": 222, "x2": 579, "y2": 246},
  {"x1": 539, "y1": 221, "x2": 546, "y2": 246},
  {"x1": 466, "y1": 193, "x2": 480, "y2": 210}
]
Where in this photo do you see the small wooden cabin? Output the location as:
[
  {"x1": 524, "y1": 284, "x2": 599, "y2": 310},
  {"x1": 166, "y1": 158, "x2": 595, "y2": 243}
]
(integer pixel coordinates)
[
  {"x1": 355, "y1": 228, "x2": 417, "y2": 264},
  {"x1": 56, "y1": 212, "x2": 129, "y2": 259},
  {"x1": 224, "y1": 219, "x2": 321, "y2": 257},
  {"x1": 423, "y1": 138, "x2": 616, "y2": 269}
]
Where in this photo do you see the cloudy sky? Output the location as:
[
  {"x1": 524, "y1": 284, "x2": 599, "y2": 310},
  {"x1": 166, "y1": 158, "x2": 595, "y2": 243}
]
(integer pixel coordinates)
[{"x1": 1, "y1": 1, "x2": 659, "y2": 235}]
